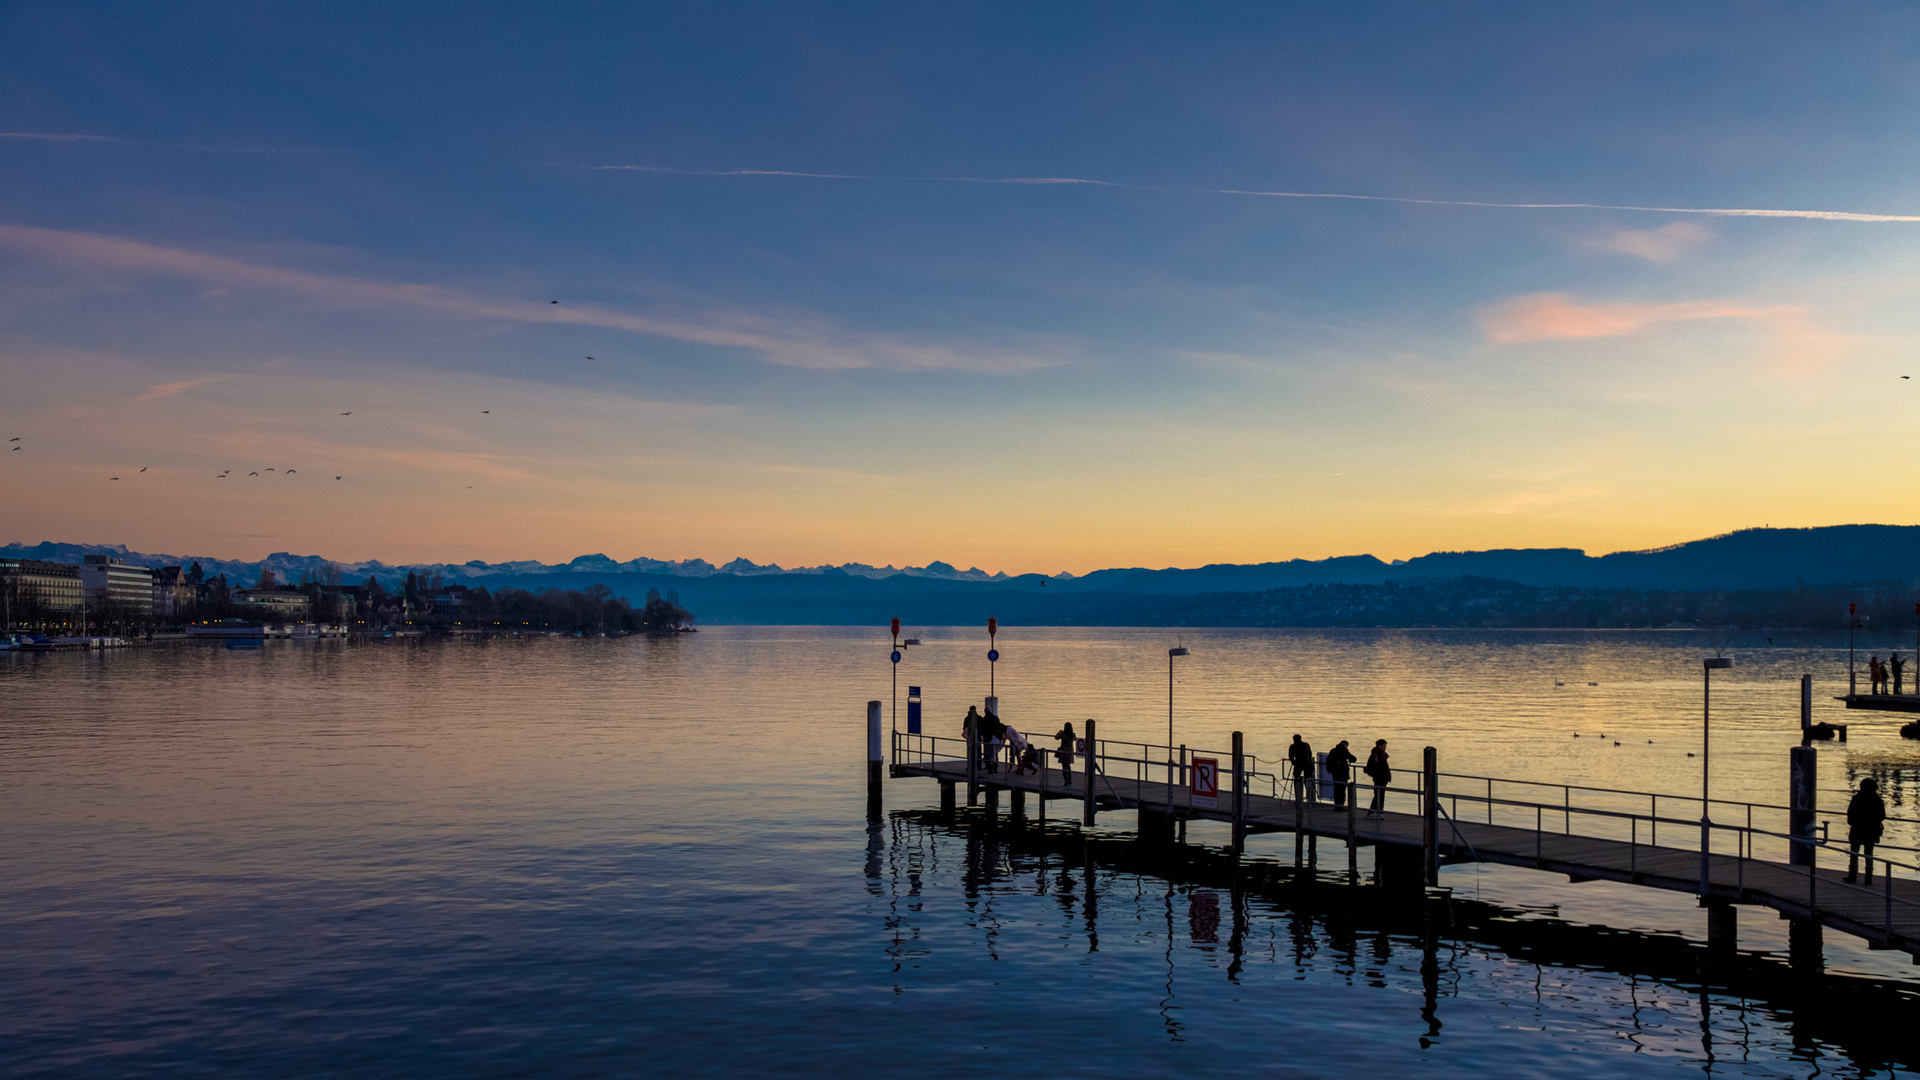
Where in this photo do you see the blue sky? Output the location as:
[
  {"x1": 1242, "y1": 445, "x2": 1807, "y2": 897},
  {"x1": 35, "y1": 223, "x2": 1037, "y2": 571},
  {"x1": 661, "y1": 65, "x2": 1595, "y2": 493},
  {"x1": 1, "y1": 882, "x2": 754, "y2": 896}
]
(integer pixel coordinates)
[{"x1": 4, "y1": 2, "x2": 1919, "y2": 571}]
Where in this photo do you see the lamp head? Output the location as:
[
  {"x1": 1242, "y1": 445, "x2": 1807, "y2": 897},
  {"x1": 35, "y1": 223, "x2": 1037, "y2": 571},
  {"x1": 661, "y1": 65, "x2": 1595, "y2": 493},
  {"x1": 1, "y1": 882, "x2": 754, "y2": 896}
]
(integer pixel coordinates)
[
  {"x1": 1703, "y1": 657, "x2": 1732, "y2": 670},
  {"x1": 1169, "y1": 646, "x2": 1189, "y2": 657}
]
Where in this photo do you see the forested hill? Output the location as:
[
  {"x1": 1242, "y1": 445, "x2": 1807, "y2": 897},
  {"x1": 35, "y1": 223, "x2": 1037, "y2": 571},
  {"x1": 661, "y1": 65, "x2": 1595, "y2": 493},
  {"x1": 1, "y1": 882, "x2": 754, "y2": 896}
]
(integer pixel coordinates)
[{"x1": 7, "y1": 525, "x2": 1918, "y2": 626}]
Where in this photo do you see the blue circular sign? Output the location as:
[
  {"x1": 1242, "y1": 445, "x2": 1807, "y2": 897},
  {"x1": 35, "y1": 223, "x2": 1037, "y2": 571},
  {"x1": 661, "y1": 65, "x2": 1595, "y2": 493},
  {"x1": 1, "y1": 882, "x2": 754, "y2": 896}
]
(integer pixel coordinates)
[
  {"x1": 987, "y1": 649, "x2": 1000, "y2": 662},
  {"x1": 890, "y1": 650, "x2": 902, "y2": 663}
]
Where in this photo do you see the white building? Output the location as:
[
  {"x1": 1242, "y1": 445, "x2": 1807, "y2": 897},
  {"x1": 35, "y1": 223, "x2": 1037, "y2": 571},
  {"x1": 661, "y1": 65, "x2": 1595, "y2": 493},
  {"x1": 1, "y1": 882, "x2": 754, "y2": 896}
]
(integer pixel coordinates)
[{"x1": 80, "y1": 555, "x2": 154, "y2": 614}]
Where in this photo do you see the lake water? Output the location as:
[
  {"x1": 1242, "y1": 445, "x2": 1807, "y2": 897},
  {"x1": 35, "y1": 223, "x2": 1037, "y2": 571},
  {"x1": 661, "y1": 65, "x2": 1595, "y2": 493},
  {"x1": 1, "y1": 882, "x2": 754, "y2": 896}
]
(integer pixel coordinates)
[{"x1": 4, "y1": 626, "x2": 1919, "y2": 1077}]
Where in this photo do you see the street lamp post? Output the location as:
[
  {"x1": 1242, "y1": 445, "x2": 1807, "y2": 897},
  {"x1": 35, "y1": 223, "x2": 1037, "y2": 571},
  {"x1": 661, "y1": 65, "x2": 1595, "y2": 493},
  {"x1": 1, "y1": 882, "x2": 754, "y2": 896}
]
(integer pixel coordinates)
[
  {"x1": 1168, "y1": 645, "x2": 1189, "y2": 794},
  {"x1": 1700, "y1": 656, "x2": 1732, "y2": 896}
]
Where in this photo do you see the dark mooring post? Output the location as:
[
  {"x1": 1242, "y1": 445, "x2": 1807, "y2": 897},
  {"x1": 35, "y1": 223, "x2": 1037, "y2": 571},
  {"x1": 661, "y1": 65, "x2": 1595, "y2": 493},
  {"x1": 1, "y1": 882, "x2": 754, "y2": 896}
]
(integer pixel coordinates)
[
  {"x1": 1789, "y1": 744, "x2": 1817, "y2": 866},
  {"x1": 967, "y1": 709, "x2": 979, "y2": 806},
  {"x1": 1231, "y1": 731, "x2": 1246, "y2": 855},
  {"x1": 940, "y1": 781, "x2": 957, "y2": 822},
  {"x1": 1082, "y1": 719, "x2": 1098, "y2": 826},
  {"x1": 1422, "y1": 746, "x2": 1439, "y2": 887},
  {"x1": 1800, "y1": 673, "x2": 1812, "y2": 742},
  {"x1": 867, "y1": 700, "x2": 883, "y2": 822}
]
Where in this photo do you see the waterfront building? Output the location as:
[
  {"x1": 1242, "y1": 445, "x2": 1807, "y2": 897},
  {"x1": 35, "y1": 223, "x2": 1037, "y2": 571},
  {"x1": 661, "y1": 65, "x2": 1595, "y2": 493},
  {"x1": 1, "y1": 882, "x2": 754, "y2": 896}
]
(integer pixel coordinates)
[
  {"x1": 234, "y1": 587, "x2": 313, "y2": 621},
  {"x1": 80, "y1": 555, "x2": 155, "y2": 614},
  {"x1": 0, "y1": 558, "x2": 84, "y2": 622},
  {"x1": 152, "y1": 566, "x2": 196, "y2": 618}
]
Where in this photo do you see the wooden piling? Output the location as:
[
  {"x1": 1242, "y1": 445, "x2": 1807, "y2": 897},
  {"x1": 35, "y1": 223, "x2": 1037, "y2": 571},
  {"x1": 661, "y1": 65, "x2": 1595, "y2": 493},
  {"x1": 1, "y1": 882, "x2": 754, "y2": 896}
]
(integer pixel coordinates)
[
  {"x1": 868, "y1": 700, "x2": 883, "y2": 822},
  {"x1": 1231, "y1": 731, "x2": 1245, "y2": 854},
  {"x1": 1422, "y1": 746, "x2": 1438, "y2": 887},
  {"x1": 1082, "y1": 719, "x2": 1098, "y2": 826}
]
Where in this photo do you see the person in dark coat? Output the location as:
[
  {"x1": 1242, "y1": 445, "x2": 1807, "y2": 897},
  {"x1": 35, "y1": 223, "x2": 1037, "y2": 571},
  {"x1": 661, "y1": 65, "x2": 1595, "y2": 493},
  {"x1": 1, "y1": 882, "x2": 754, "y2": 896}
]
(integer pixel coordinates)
[
  {"x1": 1287, "y1": 734, "x2": 1317, "y2": 803},
  {"x1": 1325, "y1": 740, "x2": 1357, "y2": 809},
  {"x1": 1364, "y1": 740, "x2": 1391, "y2": 818},
  {"x1": 1894, "y1": 653, "x2": 1908, "y2": 696},
  {"x1": 1054, "y1": 721, "x2": 1077, "y2": 785},
  {"x1": 1846, "y1": 778, "x2": 1888, "y2": 884}
]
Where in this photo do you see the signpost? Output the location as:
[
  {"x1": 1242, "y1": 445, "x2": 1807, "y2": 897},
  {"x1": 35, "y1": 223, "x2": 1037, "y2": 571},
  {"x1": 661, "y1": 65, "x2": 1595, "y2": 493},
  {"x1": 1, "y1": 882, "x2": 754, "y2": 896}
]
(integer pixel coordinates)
[
  {"x1": 987, "y1": 617, "x2": 998, "y2": 697},
  {"x1": 890, "y1": 617, "x2": 902, "y2": 737},
  {"x1": 1190, "y1": 756, "x2": 1220, "y2": 810}
]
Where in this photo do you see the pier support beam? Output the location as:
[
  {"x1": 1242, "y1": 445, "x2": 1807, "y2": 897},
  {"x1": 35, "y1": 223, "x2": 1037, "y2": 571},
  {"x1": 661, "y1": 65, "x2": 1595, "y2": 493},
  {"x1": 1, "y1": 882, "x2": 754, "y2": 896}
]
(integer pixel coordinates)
[
  {"x1": 1138, "y1": 806, "x2": 1176, "y2": 847},
  {"x1": 1376, "y1": 844, "x2": 1424, "y2": 893},
  {"x1": 1705, "y1": 900, "x2": 1737, "y2": 957},
  {"x1": 939, "y1": 780, "x2": 957, "y2": 822},
  {"x1": 1010, "y1": 787, "x2": 1025, "y2": 819},
  {"x1": 1788, "y1": 917, "x2": 1824, "y2": 974}
]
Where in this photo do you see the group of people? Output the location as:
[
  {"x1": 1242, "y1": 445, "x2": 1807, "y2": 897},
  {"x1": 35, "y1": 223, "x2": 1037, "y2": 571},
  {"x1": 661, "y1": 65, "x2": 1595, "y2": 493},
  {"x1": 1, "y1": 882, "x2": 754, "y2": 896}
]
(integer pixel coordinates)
[
  {"x1": 1286, "y1": 734, "x2": 1394, "y2": 817},
  {"x1": 961, "y1": 705, "x2": 1082, "y2": 781},
  {"x1": 1866, "y1": 653, "x2": 1907, "y2": 695}
]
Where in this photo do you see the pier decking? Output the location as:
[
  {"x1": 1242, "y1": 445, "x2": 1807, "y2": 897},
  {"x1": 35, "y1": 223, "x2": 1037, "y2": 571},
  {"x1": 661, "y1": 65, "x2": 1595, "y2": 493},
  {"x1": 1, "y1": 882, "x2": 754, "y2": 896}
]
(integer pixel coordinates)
[{"x1": 890, "y1": 728, "x2": 1920, "y2": 963}]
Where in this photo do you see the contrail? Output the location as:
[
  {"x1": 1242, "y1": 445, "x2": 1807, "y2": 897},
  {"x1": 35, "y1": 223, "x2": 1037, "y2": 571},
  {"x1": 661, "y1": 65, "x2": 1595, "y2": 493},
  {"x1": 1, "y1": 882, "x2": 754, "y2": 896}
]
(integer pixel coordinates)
[{"x1": 592, "y1": 164, "x2": 1920, "y2": 223}]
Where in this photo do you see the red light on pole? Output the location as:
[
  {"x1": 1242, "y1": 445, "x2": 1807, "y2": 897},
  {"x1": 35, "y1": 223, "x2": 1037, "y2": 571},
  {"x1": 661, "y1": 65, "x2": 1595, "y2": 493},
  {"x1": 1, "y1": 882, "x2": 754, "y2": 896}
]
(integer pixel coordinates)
[
  {"x1": 890, "y1": 617, "x2": 900, "y2": 640},
  {"x1": 988, "y1": 617, "x2": 997, "y2": 637}
]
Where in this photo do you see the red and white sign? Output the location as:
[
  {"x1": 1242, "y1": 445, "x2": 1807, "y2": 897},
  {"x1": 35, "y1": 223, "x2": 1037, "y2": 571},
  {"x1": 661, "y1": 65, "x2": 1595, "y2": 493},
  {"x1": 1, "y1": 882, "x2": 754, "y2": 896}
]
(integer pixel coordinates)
[{"x1": 1190, "y1": 756, "x2": 1219, "y2": 809}]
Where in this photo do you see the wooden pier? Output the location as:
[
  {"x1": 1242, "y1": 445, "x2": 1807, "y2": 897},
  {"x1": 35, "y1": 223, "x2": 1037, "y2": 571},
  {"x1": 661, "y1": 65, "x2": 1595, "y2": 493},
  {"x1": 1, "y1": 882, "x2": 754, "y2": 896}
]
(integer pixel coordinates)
[{"x1": 884, "y1": 723, "x2": 1920, "y2": 965}]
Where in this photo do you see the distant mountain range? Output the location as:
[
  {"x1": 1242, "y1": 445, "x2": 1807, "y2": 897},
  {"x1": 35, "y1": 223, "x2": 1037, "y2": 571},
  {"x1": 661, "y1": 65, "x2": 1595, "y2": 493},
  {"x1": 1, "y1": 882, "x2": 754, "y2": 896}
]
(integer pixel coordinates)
[{"x1": 6, "y1": 525, "x2": 1918, "y2": 625}]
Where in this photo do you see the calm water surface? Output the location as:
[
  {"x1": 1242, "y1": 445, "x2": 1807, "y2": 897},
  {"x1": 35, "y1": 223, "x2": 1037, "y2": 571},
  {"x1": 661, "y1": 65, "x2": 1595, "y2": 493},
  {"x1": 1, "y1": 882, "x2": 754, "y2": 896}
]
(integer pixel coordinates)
[{"x1": 4, "y1": 627, "x2": 1919, "y2": 1077}]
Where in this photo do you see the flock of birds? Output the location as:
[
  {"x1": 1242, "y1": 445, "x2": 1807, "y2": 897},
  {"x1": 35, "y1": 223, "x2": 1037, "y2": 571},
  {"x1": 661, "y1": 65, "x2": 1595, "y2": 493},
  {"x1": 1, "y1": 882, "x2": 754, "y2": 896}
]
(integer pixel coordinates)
[{"x1": 10, "y1": 399, "x2": 531, "y2": 484}]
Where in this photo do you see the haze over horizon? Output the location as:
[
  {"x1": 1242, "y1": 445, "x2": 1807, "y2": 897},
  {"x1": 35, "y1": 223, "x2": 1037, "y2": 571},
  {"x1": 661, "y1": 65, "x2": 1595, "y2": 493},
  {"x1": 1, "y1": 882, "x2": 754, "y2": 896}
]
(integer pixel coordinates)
[{"x1": 5, "y1": 4, "x2": 1920, "y2": 573}]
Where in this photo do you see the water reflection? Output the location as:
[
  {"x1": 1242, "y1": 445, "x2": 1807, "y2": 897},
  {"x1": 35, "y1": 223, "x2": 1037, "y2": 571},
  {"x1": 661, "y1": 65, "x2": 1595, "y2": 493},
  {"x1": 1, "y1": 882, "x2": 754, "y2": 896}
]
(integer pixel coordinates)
[{"x1": 881, "y1": 808, "x2": 1920, "y2": 1075}]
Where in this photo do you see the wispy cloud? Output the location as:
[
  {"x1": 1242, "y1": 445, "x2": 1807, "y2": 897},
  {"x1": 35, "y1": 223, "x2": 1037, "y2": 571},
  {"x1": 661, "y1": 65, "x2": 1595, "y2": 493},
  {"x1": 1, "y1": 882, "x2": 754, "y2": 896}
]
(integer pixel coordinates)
[
  {"x1": 584, "y1": 164, "x2": 1920, "y2": 223},
  {"x1": 136, "y1": 374, "x2": 243, "y2": 402},
  {"x1": 0, "y1": 223, "x2": 1060, "y2": 374},
  {"x1": 1479, "y1": 293, "x2": 1772, "y2": 343},
  {"x1": 1479, "y1": 292, "x2": 1846, "y2": 374},
  {"x1": 1585, "y1": 221, "x2": 1711, "y2": 263}
]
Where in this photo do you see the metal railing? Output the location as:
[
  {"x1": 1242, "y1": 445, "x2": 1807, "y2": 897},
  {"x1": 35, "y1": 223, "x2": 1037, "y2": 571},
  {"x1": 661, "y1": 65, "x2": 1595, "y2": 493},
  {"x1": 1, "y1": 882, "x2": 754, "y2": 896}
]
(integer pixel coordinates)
[{"x1": 892, "y1": 728, "x2": 1920, "y2": 945}]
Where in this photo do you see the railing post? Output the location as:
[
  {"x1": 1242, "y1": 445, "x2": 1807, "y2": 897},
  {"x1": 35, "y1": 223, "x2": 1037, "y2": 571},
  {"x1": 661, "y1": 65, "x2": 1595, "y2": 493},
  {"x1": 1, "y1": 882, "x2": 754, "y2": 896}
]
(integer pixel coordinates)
[
  {"x1": 1422, "y1": 747, "x2": 1438, "y2": 887},
  {"x1": 1231, "y1": 731, "x2": 1245, "y2": 855},
  {"x1": 1082, "y1": 720, "x2": 1098, "y2": 826},
  {"x1": 1789, "y1": 746, "x2": 1816, "y2": 866},
  {"x1": 1887, "y1": 861, "x2": 1895, "y2": 938}
]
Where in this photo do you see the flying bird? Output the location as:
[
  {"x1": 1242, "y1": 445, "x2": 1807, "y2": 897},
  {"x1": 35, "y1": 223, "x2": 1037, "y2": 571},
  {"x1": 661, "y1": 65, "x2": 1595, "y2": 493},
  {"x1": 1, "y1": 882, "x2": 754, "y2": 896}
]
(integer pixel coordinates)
[
  {"x1": 216, "y1": 474, "x2": 225, "y2": 478},
  {"x1": 482, "y1": 410, "x2": 490, "y2": 414},
  {"x1": 9, "y1": 447, "x2": 17, "y2": 451},
  {"x1": 265, "y1": 468, "x2": 275, "y2": 472},
  {"x1": 334, "y1": 476, "x2": 342, "y2": 480},
  {"x1": 1904, "y1": 376, "x2": 1911, "y2": 380},
  {"x1": 110, "y1": 476, "x2": 119, "y2": 480},
  {"x1": 340, "y1": 411, "x2": 353, "y2": 415},
  {"x1": 286, "y1": 469, "x2": 295, "y2": 474},
  {"x1": 550, "y1": 300, "x2": 558, "y2": 304},
  {"x1": 139, "y1": 467, "x2": 147, "y2": 472},
  {"x1": 8, "y1": 437, "x2": 17, "y2": 441},
  {"x1": 249, "y1": 472, "x2": 258, "y2": 476},
  {"x1": 586, "y1": 356, "x2": 594, "y2": 360}
]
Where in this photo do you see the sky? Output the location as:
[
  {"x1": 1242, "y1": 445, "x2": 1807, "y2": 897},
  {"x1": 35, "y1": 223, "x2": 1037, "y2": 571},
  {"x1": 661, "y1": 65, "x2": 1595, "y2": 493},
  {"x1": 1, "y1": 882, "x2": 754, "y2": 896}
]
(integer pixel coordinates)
[{"x1": 3, "y1": 2, "x2": 1919, "y2": 574}]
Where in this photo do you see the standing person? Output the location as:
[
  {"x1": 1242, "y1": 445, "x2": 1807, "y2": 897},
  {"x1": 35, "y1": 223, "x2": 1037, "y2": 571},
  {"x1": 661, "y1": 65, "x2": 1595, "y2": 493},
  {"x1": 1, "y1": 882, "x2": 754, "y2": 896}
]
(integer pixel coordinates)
[
  {"x1": 1894, "y1": 653, "x2": 1908, "y2": 696},
  {"x1": 960, "y1": 703, "x2": 990, "y2": 768},
  {"x1": 1326, "y1": 740, "x2": 1357, "y2": 809},
  {"x1": 1846, "y1": 778, "x2": 1888, "y2": 884},
  {"x1": 1364, "y1": 740, "x2": 1391, "y2": 818},
  {"x1": 1870, "y1": 656, "x2": 1887, "y2": 694},
  {"x1": 1054, "y1": 721, "x2": 1077, "y2": 785},
  {"x1": 985, "y1": 709, "x2": 1006, "y2": 774},
  {"x1": 1287, "y1": 734, "x2": 1317, "y2": 804}
]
